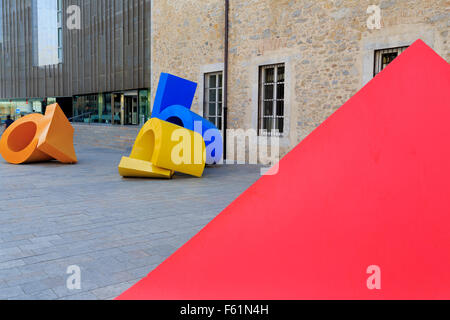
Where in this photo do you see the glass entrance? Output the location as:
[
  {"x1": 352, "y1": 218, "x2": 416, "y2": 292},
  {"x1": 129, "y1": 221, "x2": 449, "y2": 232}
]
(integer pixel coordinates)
[
  {"x1": 72, "y1": 90, "x2": 148, "y2": 126},
  {"x1": 124, "y1": 95, "x2": 139, "y2": 125}
]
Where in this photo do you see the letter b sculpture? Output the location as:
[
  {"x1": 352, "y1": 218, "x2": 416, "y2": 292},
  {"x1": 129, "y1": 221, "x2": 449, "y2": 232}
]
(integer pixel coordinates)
[{"x1": 118, "y1": 73, "x2": 223, "y2": 179}]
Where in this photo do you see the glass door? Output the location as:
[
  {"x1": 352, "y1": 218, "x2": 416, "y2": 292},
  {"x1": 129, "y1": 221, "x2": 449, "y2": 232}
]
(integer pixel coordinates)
[
  {"x1": 124, "y1": 96, "x2": 139, "y2": 125},
  {"x1": 132, "y1": 96, "x2": 138, "y2": 125},
  {"x1": 111, "y1": 93, "x2": 122, "y2": 125}
]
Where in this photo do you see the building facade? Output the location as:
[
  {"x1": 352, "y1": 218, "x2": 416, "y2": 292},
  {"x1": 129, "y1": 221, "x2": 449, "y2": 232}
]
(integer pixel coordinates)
[
  {"x1": 1, "y1": 0, "x2": 449, "y2": 161},
  {"x1": 151, "y1": 0, "x2": 449, "y2": 159},
  {"x1": 0, "y1": 0, "x2": 152, "y2": 125}
]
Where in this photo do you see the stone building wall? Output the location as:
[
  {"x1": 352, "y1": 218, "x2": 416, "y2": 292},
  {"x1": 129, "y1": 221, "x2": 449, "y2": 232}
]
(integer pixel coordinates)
[
  {"x1": 151, "y1": 0, "x2": 449, "y2": 161},
  {"x1": 150, "y1": 0, "x2": 225, "y2": 113}
]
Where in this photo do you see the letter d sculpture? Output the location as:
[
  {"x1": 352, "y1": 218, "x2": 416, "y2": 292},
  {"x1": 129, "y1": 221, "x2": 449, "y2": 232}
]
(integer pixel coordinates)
[{"x1": 0, "y1": 103, "x2": 77, "y2": 164}]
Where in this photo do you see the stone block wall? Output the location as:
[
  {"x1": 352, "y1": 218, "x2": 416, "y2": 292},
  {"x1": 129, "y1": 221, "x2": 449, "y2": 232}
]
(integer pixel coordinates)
[{"x1": 151, "y1": 0, "x2": 449, "y2": 161}]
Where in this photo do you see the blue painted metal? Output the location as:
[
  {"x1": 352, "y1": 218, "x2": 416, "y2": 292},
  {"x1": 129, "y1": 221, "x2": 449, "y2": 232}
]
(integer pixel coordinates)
[
  {"x1": 152, "y1": 73, "x2": 197, "y2": 115},
  {"x1": 157, "y1": 105, "x2": 223, "y2": 164},
  {"x1": 151, "y1": 73, "x2": 224, "y2": 165}
]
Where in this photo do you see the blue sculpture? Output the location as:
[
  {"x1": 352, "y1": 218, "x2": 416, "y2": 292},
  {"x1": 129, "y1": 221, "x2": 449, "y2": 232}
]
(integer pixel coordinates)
[
  {"x1": 152, "y1": 73, "x2": 198, "y2": 114},
  {"x1": 151, "y1": 73, "x2": 223, "y2": 164}
]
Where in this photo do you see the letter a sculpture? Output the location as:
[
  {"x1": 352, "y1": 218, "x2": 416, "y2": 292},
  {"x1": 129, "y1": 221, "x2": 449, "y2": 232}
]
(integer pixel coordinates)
[
  {"x1": 0, "y1": 103, "x2": 77, "y2": 164},
  {"x1": 119, "y1": 73, "x2": 223, "y2": 179}
]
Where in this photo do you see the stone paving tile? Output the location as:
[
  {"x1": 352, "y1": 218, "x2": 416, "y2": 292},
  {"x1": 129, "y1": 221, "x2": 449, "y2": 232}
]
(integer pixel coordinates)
[
  {"x1": 21, "y1": 277, "x2": 64, "y2": 295},
  {"x1": 0, "y1": 260, "x2": 25, "y2": 270},
  {"x1": 59, "y1": 291, "x2": 98, "y2": 300},
  {"x1": 0, "y1": 145, "x2": 261, "y2": 300},
  {"x1": 4, "y1": 270, "x2": 50, "y2": 287},
  {"x1": 91, "y1": 282, "x2": 138, "y2": 300},
  {"x1": 0, "y1": 286, "x2": 23, "y2": 300}
]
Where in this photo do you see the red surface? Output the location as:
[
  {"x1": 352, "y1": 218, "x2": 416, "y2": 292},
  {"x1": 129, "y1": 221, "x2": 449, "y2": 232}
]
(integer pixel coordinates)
[{"x1": 117, "y1": 40, "x2": 450, "y2": 300}]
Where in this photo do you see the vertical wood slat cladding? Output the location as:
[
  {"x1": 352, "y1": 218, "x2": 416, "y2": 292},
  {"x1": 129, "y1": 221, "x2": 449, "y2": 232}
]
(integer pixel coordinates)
[{"x1": 0, "y1": 0, "x2": 151, "y2": 99}]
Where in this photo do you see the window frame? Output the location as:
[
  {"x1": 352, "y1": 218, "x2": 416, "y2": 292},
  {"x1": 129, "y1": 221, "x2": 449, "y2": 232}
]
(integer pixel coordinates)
[
  {"x1": 0, "y1": 1, "x2": 3, "y2": 45},
  {"x1": 258, "y1": 63, "x2": 285, "y2": 137},
  {"x1": 203, "y1": 71, "x2": 224, "y2": 131},
  {"x1": 373, "y1": 46, "x2": 409, "y2": 77},
  {"x1": 57, "y1": 0, "x2": 63, "y2": 63}
]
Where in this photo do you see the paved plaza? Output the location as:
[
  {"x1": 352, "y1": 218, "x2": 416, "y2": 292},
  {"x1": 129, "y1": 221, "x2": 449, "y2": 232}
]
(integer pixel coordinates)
[{"x1": 0, "y1": 145, "x2": 261, "y2": 300}]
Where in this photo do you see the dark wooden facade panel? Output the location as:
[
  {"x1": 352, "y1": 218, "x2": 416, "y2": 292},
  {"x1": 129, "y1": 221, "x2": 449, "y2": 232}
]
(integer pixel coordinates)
[{"x1": 0, "y1": 0, "x2": 151, "y2": 99}]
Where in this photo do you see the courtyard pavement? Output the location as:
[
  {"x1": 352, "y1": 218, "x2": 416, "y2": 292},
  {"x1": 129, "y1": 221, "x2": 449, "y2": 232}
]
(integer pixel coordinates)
[{"x1": 0, "y1": 145, "x2": 261, "y2": 300}]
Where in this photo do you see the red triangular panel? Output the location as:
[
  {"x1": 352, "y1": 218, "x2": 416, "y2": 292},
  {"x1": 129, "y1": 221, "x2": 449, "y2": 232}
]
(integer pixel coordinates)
[{"x1": 117, "y1": 40, "x2": 450, "y2": 300}]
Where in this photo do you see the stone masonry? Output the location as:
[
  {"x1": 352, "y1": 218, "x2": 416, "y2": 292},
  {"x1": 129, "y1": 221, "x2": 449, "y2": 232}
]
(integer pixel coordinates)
[{"x1": 150, "y1": 0, "x2": 449, "y2": 160}]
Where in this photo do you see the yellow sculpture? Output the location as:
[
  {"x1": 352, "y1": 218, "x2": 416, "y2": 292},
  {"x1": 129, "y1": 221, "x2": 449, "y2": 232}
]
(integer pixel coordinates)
[{"x1": 118, "y1": 118, "x2": 206, "y2": 178}]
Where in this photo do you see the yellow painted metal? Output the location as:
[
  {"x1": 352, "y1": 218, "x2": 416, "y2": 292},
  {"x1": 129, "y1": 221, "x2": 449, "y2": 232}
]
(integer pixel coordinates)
[
  {"x1": 118, "y1": 157, "x2": 174, "y2": 179},
  {"x1": 119, "y1": 118, "x2": 206, "y2": 178}
]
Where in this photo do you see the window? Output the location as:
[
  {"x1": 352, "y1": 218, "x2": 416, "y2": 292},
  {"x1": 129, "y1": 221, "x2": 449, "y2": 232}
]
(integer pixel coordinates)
[
  {"x1": 103, "y1": 93, "x2": 112, "y2": 124},
  {"x1": 57, "y1": 0, "x2": 62, "y2": 23},
  {"x1": 73, "y1": 95, "x2": 99, "y2": 123},
  {"x1": 139, "y1": 90, "x2": 150, "y2": 124},
  {"x1": 374, "y1": 46, "x2": 408, "y2": 77},
  {"x1": 204, "y1": 72, "x2": 223, "y2": 130},
  {"x1": 32, "y1": 0, "x2": 61, "y2": 66},
  {"x1": 57, "y1": 0, "x2": 63, "y2": 62},
  {"x1": 259, "y1": 64, "x2": 285, "y2": 136},
  {"x1": 0, "y1": 1, "x2": 3, "y2": 44}
]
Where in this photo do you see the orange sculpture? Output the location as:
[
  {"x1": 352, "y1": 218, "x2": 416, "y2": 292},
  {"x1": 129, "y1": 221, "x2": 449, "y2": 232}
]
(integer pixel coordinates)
[{"x1": 0, "y1": 103, "x2": 77, "y2": 164}]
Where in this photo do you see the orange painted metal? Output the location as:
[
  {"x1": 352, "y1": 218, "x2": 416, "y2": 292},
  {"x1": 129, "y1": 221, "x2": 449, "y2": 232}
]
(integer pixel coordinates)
[{"x1": 0, "y1": 103, "x2": 77, "y2": 164}]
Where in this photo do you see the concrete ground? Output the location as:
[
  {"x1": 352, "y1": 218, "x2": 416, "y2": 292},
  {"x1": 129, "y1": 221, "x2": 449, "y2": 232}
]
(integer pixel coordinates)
[{"x1": 0, "y1": 145, "x2": 261, "y2": 300}]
